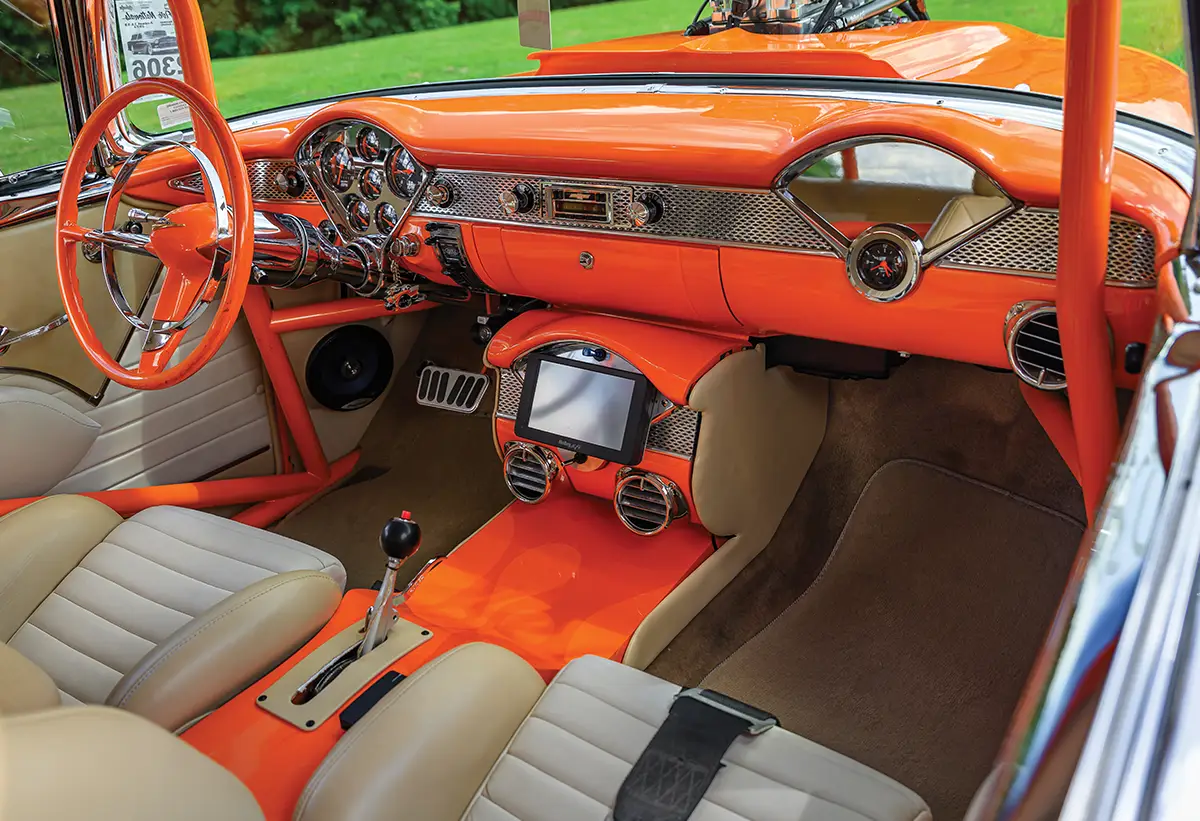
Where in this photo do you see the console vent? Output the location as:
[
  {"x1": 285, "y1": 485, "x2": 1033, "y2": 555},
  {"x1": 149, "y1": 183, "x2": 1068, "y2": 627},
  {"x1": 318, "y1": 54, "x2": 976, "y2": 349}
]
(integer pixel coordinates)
[
  {"x1": 614, "y1": 471, "x2": 686, "y2": 536},
  {"x1": 502, "y1": 444, "x2": 559, "y2": 504},
  {"x1": 1006, "y1": 302, "x2": 1067, "y2": 391}
]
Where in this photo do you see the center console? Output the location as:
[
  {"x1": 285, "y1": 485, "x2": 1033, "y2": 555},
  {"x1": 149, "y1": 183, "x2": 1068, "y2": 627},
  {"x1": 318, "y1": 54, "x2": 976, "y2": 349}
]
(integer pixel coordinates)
[{"x1": 181, "y1": 307, "x2": 829, "y2": 821}]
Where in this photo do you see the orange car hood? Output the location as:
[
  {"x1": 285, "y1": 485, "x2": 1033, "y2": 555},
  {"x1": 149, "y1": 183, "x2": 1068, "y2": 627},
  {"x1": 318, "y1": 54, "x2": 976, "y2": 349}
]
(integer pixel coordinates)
[{"x1": 532, "y1": 21, "x2": 1191, "y2": 132}]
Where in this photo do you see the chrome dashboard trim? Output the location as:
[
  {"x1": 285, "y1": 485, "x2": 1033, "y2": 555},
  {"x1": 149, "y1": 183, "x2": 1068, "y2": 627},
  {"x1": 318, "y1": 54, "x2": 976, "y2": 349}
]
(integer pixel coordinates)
[
  {"x1": 170, "y1": 159, "x2": 318, "y2": 203},
  {"x1": 413, "y1": 169, "x2": 837, "y2": 254}
]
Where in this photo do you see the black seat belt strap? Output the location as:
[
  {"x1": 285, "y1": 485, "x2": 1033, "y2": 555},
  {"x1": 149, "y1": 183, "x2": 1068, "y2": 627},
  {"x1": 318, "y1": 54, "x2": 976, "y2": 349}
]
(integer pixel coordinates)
[{"x1": 613, "y1": 688, "x2": 777, "y2": 821}]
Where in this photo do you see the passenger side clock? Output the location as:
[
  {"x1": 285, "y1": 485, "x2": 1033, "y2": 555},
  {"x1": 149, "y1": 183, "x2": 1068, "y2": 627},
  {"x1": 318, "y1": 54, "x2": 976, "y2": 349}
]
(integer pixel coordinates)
[{"x1": 846, "y1": 224, "x2": 924, "y2": 302}]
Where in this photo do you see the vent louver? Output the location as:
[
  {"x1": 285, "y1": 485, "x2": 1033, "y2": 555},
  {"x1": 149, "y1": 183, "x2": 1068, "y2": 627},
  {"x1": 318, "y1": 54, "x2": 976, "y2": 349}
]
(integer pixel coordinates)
[
  {"x1": 1006, "y1": 302, "x2": 1067, "y2": 391},
  {"x1": 614, "y1": 471, "x2": 686, "y2": 536},
  {"x1": 502, "y1": 444, "x2": 559, "y2": 503}
]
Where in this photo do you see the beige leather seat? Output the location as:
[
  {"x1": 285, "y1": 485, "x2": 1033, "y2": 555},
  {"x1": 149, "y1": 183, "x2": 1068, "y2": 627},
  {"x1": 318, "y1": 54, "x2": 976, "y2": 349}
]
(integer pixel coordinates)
[
  {"x1": 1, "y1": 643, "x2": 930, "y2": 821},
  {"x1": 923, "y1": 173, "x2": 1009, "y2": 249},
  {"x1": 0, "y1": 494, "x2": 345, "y2": 731}
]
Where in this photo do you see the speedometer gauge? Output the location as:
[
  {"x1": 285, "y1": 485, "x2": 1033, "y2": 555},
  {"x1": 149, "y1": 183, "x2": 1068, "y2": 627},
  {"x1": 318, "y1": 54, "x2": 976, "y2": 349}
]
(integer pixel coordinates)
[
  {"x1": 320, "y1": 143, "x2": 354, "y2": 192},
  {"x1": 386, "y1": 147, "x2": 423, "y2": 198}
]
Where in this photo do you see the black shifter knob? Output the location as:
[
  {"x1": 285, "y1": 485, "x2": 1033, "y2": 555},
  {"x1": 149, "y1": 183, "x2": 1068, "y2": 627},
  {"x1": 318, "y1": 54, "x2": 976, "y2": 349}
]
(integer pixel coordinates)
[{"x1": 380, "y1": 511, "x2": 421, "y2": 562}]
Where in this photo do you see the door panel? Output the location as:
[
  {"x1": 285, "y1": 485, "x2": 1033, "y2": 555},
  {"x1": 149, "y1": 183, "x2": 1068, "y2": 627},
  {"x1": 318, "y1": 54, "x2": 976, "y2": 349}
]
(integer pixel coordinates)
[{"x1": 0, "y1": 199, "x2": 162, "y2": 399}]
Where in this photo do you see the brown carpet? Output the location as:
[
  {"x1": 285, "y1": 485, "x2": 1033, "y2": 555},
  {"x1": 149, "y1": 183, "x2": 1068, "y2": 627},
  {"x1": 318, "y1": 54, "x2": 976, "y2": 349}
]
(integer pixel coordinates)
[
  {"x1": 700, "y1": 459, "x2": 1082, "y2": 820},
  {"x1": 647, "y1": 357, "x2": 1086, "y2": 685},
  {"x1": 274, "y1": 307, "x2": 514, "y2": 590}
]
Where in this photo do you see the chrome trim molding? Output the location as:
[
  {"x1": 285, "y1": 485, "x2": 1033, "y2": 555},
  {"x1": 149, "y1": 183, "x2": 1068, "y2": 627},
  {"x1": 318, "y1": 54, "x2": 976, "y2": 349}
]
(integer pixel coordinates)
[
  {"x1": 942, "y1": 207, "x2": 1158, "y2": 287},
  {"x1": 170, "y1": 159, "x2": 318, "y2": 203},
  {"x1": 0, "y1": 178, "x2": 111, "y2": 231},
  {"x1": 0, "y1": 314, "x2": 70, "y2": 356},
  {"x1": 413, "y1": 169, "x2": 836, "y2": 254}
]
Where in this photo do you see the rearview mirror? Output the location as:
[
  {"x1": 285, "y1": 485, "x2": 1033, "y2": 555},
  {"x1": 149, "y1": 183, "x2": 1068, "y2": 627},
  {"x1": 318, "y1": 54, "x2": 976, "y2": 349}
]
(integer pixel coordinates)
[{"x1": 518, "y1": 0, "x2": 552, "y2": 50}]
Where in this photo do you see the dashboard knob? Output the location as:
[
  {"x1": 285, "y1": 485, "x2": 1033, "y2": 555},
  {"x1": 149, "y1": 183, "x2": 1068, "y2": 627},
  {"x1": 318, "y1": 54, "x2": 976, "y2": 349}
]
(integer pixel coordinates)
[
  {"x1": 427, "y1": 180, "x2": 454, "y2": 207},
  {"x1": 631, "y1": 193, "x2": 664, "y2": 227},
  {"x1": 275, "y1": 166, "x2": 308, "y2": 199},
  {"x1": 499, "y1": 183, "x2": 537, "y2": 216},
  {"x1": 390, "y1": 233, "x2": 420, "y2": 258}
]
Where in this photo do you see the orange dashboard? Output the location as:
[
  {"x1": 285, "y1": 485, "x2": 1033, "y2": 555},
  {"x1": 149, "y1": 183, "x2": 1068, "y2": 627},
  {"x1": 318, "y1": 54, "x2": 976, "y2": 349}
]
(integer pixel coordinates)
[{"x1": 127, "y1": 88, "x2": 1190, "y2": 390}]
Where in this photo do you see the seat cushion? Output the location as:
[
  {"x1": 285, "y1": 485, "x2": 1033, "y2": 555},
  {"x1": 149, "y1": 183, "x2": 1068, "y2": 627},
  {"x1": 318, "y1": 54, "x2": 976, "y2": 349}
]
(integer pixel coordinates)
[
  {"x1": 8, "y1": 505, "x2": 345, "y2": 707},
  {"x1": 465, "y1": 654, "x2": 931, "y2": 821}
]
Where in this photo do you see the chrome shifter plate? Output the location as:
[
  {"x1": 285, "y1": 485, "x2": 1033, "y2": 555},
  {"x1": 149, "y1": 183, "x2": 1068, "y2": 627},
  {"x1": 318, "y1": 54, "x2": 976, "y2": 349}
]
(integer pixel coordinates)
[{"x1": 417, "y1": 365, "x2": 489, "y2": 413}]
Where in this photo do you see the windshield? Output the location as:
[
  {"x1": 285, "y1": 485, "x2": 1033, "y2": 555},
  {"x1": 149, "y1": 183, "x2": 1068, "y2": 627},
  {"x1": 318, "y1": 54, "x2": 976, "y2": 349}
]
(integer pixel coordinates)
[{"x1": 0, "y1": 0, "x2": 1189, "y2": 175}]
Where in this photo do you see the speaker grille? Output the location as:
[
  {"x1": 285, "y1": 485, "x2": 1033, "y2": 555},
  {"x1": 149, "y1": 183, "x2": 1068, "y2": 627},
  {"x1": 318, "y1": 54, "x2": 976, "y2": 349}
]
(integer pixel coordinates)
[
  {"x1": 1007, "y1": 303, "x2": 1067, "y2": 391},
  {"x1": 614, "y1": 472, "x2": 685, "y2": 536},
  {"x1": 503, "y1": 444, "x2": 558, "y2": 503}
]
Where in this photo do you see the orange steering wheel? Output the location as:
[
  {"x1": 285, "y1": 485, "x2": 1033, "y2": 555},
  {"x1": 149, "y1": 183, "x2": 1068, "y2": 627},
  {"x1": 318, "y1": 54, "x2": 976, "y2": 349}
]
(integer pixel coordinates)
[{"x1": 55, "y1": 77, "x2": 254, "y2": 390}]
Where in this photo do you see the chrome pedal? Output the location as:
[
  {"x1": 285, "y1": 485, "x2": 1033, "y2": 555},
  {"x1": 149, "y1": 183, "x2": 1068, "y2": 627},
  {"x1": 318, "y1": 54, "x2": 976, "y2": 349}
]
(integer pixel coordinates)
[{"x1": 416, "y1": 365, "x2": 489, "y2": 414}]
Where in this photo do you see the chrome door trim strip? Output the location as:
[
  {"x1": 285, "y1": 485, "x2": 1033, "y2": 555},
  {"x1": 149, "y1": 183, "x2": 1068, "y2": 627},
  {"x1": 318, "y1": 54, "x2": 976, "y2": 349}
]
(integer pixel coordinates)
[
  {"x1": 225, "y1": 75, "x2": 1193, "y2": 193},
  {"x1": 0, "y1": 178, "x2": 112, "y2": 231}
]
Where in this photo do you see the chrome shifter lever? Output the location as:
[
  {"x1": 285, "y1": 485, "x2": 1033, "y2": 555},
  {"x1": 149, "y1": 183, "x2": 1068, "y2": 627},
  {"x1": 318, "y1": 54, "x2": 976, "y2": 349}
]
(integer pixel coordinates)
[{"x1": 358, "y1": 512, "x2": 422, "y2": 658}]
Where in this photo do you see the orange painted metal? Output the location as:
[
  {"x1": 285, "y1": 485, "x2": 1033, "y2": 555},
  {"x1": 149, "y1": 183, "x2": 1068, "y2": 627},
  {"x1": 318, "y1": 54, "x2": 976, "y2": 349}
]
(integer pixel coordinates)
[
  {"x1": 841, "y1": 147, "x2": 860, "y2": 181},
  {"x1": 0, "y1": 471, "x2": 322, "y2": 519},
  {"x1": 242, "y1": 288, "x2": 330, "y2": 481},
  {"x1": 1018, "y1": 383, "x2": 1082, "y2": 486},
  {"x1": 1057, "y1": 0, "x2": 1123, "y2": 522},
  {"x1": 163, "y1": 0, "x2": 221, "y2": 160},
  {"x1": 722, "y1": 250, "x2": 1154, "y2": 390},
  {"x1": 485, "y1": 309, "x2": 745, "y2": 406},
  {"x1": 182, "y1": 492, "x2": 713, "y2": 819},
  {"x1": 529, "y1": 22, "x2": 1191, "y2": 130},
  {"x1": 494, "y1": 228, "x2": 738, "y2": 330},
  {"x1": 494, "y1": 418, "x2": 700, "y2": 526},
  {"x1": 233, "y1": 451, "x2": 361, "y2": 529},
  {"x1": 268, "y1": 297, "x2": 434, "y2": 334},
  {"x1": 56, "y1": 77, "x2": 254, "y2": 390}
]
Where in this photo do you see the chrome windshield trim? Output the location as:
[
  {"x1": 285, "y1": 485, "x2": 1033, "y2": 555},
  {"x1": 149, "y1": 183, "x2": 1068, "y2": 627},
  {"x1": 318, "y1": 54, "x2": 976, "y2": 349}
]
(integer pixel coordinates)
[{"x1": 225, "y1": 76, "x2": 1193, "y2": 193}]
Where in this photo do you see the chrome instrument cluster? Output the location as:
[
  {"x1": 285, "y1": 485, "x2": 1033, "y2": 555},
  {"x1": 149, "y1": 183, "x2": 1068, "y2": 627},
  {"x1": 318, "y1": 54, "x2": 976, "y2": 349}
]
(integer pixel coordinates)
[{"x1": 296, "y1": 120, "x2": 429, "y2": 242}]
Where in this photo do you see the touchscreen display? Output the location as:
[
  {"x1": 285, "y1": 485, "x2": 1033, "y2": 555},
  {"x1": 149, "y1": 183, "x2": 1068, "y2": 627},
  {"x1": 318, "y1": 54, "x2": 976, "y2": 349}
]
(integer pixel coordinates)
[{"x1": 526, "y1": 359, "x2": 636, "y2": 450}]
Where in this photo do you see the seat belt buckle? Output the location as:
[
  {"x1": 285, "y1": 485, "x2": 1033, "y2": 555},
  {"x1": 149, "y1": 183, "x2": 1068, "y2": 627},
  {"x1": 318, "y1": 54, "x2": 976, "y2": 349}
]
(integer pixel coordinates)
[{"x1": 674, "y1": 687, "x2": 778, "y2": 736}]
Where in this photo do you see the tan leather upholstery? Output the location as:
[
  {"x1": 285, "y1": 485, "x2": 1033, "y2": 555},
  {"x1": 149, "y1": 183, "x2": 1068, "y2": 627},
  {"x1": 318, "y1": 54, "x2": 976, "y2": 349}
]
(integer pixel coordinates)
[
  {"x1": 924, "y1": 194, "x2": 1008, "y2": 248},
  {"x1": 0, "y1": 642, "x2": 59, "y2": 715},
  {"x1": 0, "y1": 496, "x2": 345, "y2": 729},
  {"x1": 0, "y1": 706, "x2": 264, "y2": 820},
  {"x1": 0, "y1": 495, "x2": 123, "y2": 641},
  {"x1": 0, "y1": 387, "x2": 100, "y2": 498},
  {"x1": 623, "y1": 346, "x2": 827, "y2": 668},
  {"x1": 108, "y1": 569, "x2": 342, "y2": 730},
  {"x1": 296, "y1": 642, "x2": 546, "y2": 821},
  {"x1": 463, "y1": 653, "x2": 930, "y2": 821}
]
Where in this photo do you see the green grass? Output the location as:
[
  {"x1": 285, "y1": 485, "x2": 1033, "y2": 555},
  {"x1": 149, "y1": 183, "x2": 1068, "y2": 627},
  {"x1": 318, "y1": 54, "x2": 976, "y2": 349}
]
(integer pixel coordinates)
[{"x1": 0, "y1": 0, "x2": 1186, "y2": 173}]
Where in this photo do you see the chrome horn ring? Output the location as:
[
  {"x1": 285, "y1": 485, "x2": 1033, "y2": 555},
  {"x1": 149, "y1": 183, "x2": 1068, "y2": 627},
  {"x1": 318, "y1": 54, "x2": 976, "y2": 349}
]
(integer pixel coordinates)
[{"x1": 95, "y1": 139, "x2": 232, "y2": 350}]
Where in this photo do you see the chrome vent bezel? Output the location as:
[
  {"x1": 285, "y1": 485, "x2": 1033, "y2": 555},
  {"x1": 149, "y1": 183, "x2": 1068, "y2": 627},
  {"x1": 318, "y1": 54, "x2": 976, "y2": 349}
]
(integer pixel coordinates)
[
  {"x1": 614, "y1": 470, "x2": 687, "y2": 536},
  {"x1": 502, "y1": 443, "x2": 559, "y2": 504},
  {"x1": 1006, "y1": 302, "x2": 1068, "y2": 391}
]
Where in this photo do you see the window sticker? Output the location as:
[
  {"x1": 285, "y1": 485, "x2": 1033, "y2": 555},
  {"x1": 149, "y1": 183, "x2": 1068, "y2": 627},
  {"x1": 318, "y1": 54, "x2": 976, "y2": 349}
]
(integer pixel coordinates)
[
  {"x1": 157, "y1": 98, "x2": 191, "y2": 130},
  {"x1": 113, "y1": 0, "x2": 183, "y2": 84}
]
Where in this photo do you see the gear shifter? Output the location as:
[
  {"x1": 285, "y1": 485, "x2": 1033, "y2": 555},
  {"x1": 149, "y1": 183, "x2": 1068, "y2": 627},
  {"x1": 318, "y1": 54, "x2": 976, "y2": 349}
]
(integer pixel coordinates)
[{"x1": 358, "y1": 512, "x2": 422, "y2": 657}]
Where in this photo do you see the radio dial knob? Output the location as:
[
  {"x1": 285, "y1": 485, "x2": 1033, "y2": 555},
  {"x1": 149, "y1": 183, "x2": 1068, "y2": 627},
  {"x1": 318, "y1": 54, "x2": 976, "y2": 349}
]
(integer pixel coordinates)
[
  {"x1": 499, "y1": 183, "x2": 537, "y2": 216},
  {"x1": 631, "y1": 193, "x2": 664, "y2": 227}
]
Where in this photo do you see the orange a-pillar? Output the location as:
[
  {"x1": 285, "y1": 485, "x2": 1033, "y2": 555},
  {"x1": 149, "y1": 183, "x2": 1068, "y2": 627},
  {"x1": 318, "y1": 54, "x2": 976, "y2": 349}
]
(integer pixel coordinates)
[{"x1": 1057, "y1": 0, "x2": 1123, "y2": 522}]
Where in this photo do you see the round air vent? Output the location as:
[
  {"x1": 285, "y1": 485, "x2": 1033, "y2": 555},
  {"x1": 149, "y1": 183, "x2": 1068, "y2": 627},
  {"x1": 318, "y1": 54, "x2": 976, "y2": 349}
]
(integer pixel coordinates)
[
  {"x1": 614, "y1": 471, "x2": 687, "y2": 536},
  {"x1": 502, "y1": 444, "x2": 559, "y2": 504},
  {"x1": 1006, "y1": 302, "x2": 1067, "y2": 391}
]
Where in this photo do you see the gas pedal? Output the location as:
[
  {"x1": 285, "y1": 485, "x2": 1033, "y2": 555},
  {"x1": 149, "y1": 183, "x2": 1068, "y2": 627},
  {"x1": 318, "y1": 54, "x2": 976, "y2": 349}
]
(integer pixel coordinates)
[{"x1": 416, "y1": 365, "x2": 490, "y2": 414}]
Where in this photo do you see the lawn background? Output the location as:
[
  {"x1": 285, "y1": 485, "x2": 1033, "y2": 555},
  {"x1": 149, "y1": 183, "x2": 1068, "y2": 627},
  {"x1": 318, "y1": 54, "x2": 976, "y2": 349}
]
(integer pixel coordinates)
[{"x1": 0, "y1": 0, "x2": 1187, "y2": 172}]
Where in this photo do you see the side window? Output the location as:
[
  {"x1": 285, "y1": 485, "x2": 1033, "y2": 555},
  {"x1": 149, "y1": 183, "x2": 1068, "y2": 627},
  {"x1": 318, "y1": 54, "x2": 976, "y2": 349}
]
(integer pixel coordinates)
[{"x1": 0, "y1": 0, "x2": 71, "y2": 177}]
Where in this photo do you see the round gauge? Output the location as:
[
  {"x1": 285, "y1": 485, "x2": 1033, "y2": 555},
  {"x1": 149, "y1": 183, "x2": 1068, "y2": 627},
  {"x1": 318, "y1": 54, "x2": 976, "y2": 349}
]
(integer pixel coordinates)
[
  {"x1": 360, "y1": 168, "x2": 384, "y2": 200},
  {"x1": 386, "y1": 146, "x2": 423, "y2": 198},
  {"x1": 376, "y1": 202, "x2": 399, "y2": 233},
  {"x1": 845, "y1": 224, "x2": 923, "y2": 302},
  {"x1": 857, "y1": 239, "x2": 907, "y2": 291},
  {"x1": 344, "y1": 195, "x2": 372, "y2": 232},
  {"x1": 320, "y1": 142, "x2": 354, "y2": 192},
  {"x1": 356, "y1": 127, "x2": 383, "y2": 161}
]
